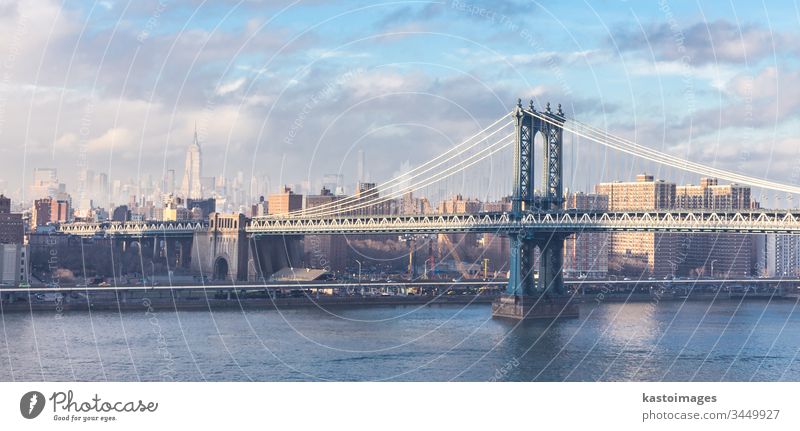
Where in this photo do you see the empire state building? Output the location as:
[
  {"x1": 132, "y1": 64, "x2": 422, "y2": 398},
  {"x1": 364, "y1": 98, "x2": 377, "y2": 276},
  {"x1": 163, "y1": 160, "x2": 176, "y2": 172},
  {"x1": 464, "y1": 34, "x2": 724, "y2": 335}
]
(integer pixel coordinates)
[{"x1": 180, "y1": 126, "x2": 203, "y2": 199}]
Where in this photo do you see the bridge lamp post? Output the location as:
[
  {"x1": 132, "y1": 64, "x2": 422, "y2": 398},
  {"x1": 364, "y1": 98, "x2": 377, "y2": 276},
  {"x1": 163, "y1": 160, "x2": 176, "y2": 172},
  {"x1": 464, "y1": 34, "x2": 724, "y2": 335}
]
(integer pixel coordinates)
[
  {"x1": 710, "y1": 259, "x2": 717, "y2": 279},
  {"x1": 355, "y1": 259, "x2": 362, "y2": 285}
]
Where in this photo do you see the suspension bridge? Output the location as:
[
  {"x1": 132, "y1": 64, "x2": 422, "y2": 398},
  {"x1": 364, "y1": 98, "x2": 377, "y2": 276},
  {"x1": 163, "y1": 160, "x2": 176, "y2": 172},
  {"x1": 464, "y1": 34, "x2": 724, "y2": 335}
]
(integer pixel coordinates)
[{"x1": 58, "y1": 99, "x2": 800, "y2": 319}]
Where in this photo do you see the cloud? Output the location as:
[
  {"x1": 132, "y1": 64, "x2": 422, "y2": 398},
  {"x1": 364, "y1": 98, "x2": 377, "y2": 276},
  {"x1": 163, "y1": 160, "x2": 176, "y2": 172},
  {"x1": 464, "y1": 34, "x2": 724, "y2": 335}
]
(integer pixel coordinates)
[
  {"x1": 53, "y1": 132, "x2": 79, "y2": 151},
  {"x1": 681, "y1": 65, "x2": 800, "y2": 135},
  {"x1": 628, "y1": 58, "x2": 738, "y2": 91},
  {"x1": 501, "y1": 50, "x2": 610, "y2": 68},
  {"x1": 611, "y1": 19, "x2": 796, "y2": 66},
  {"x1": 215, "y1": 77, "x2": 246, "y2": 96},
  {"x1": 374, "y1": 3, "x2": 444, "y2": 28},
  {"x1": 87, "y1": 127, "x2": 135, "y2": 153}
]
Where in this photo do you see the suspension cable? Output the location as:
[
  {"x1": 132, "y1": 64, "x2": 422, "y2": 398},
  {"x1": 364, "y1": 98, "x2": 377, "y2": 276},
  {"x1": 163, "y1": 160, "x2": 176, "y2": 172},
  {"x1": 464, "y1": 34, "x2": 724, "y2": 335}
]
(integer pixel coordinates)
[
  {"x1": 273, "y1": 114, "x2": 513, "y2": 218},
  {"x1": 527, "y1": 109, "x2": 800, "y2": 196},
  {"x1": 282, "y1": 133, "x2": 515, "y2": 218}
]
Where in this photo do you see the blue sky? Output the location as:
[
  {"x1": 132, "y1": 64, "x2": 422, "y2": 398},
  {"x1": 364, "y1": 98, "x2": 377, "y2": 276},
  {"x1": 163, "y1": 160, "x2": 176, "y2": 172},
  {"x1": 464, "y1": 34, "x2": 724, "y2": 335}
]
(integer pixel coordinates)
[{"x1": 1, "y1": 0, "x2": 799, "y2": 205}]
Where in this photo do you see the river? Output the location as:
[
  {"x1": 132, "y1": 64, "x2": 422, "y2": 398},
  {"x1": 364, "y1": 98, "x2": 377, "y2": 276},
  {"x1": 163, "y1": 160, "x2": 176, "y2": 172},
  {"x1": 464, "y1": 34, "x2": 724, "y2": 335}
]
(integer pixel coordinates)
[{"x1": 1, "y1": 299, "x2": 799, "y2": 381}]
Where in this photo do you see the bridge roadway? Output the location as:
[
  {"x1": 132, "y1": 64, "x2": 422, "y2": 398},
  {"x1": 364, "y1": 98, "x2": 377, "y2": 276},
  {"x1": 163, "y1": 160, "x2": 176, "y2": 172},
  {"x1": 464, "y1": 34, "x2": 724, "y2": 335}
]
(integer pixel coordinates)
[
  {"x1": 57, "y1": 220, "x2": 207, "y2": 237},
  {"x1": 3, "y1": 278, "x2": 798, "y2": 293},
  {"x1": 246, "y1": 210, "x2": 800, "y2": 235},
  {"x1": 57, "y1": 210, "x2": 800, "y2": 237}
]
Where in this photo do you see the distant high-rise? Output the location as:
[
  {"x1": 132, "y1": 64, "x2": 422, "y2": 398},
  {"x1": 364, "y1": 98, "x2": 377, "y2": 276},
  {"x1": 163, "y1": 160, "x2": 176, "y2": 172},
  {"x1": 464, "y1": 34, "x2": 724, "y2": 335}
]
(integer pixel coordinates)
[
  {"x1": 30, "y1": 168, "x2": 58, "y2": 199},
  {"x1": 595, "y1": 174, "x2": 677, "y2": 277},
  {"x1": 111, "y1": 205, "x2": 131, "y2": 222},
  {"x1": 437, "y1": 194, "x2": 481, "y2": 214},
  {"x1": 51, "y1": 199, "x2": 70, "y2": 223},
  {"x1": 268, "y1": 186, "x2": 303, "y2": 215},
  {"x1": 766, "y1": 235, "x2": 800, "y2": 277},
  {"x1": 163, "y1": 169, "x2": 176, "y2": 195},
  {"x1": 303, "y1": 187, "x2": 348, "y2": 272},
  {"x1": 322, "y1": 173, "x2": 343, "y2": 194},
  {"x1": 354, "y1": 182, "x2": 390, "y2": 215},
  {"x1": 357, "y1": 149, "x2": 365, "y2": 183},
  {"x1": 563, "y1": 192, "x2": 609, "y2": 278},
  {"x1": 97, "y1": 172, "x2": 108, "y2": 193},
  {"x1": 76, "y1": 168, "x2": 93, "y2": 217},
  {"x1": 0, "y1": 194, "x2": 10, "y2": 214},
  {"x1": 32, "y1": 198, "x2": 55, "y2": 227},
  {"x1": 0, "y1": 194, "x2": 23, "y2": 245},
  {"x1": 675, "y1": 178, "x2": 753, "y2": 277},
  {"x1": 0, "y1": 213, "x2": 23, "y2": 244},
  {"x1": 180, "y1": 126, "x2": 203, "y2": 199},
  {"x1": 187, "y1": 198, "x2": 216, "y2": 220}
]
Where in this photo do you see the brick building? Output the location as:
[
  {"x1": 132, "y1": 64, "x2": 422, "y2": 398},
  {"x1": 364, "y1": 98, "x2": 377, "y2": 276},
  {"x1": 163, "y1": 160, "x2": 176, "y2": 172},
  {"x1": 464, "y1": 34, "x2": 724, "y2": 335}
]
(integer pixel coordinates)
[{"x1": 595, "y1": 174, "x2": 678, "y2": 277}]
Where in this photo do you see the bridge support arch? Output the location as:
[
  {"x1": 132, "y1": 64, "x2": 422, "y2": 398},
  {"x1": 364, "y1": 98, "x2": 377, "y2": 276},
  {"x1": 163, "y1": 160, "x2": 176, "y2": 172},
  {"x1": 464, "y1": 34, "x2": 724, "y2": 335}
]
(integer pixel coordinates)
[
  {"x1": 213, "y1": 257, "x2": 230, "y2": 280},
  {"x1": 191, "y1": 213, "x2": 249, "y2": 282},
  {"x1": 494, "y1": 99, "x2": 578, "y2": 320}
]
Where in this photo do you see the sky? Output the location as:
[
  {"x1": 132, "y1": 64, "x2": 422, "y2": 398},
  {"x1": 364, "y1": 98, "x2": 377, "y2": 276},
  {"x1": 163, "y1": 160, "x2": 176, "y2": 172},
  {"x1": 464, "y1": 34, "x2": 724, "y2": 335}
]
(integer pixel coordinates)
[{"x1": 0, "y1": 0, "x2": 799, "y2": 205}]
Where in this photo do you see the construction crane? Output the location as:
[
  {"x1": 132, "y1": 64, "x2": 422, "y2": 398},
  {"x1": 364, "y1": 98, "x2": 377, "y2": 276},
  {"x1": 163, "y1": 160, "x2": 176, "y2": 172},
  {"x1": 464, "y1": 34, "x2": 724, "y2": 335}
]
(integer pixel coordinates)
[
  {"x1": 398, "y1": 234, "x2": 417, "y2": 280},
  {"x1": 439, "y1": 234, "x2": 468, "y2": 278}
]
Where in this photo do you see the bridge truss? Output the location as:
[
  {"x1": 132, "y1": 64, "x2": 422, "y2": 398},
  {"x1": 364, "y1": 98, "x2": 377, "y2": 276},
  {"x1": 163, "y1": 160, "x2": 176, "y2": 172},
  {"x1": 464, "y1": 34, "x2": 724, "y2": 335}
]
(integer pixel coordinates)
[
  {"x1": 246, "y1": 210, "x2": 800, "y2": 235},
  {"x1": 58, "y1": 221, "x2": 207, "y2": 237}
]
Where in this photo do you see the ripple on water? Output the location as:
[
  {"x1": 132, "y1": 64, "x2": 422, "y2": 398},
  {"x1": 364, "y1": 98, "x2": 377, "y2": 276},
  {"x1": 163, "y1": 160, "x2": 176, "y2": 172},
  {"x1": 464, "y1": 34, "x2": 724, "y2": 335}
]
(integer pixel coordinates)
[{"x1": 0, "y1": 301, "x2": 798, "y2": 381}]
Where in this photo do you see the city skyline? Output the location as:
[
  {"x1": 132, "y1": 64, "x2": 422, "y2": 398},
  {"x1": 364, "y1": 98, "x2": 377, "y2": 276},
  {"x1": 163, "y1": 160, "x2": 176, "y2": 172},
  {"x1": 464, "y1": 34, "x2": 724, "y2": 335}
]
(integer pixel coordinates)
[
  {"x1": 1, "y1": 1, "x2": 799, "y2": 208},
  {"x1": 3, "y1": 110, "x2": 797, "y2": 215}
]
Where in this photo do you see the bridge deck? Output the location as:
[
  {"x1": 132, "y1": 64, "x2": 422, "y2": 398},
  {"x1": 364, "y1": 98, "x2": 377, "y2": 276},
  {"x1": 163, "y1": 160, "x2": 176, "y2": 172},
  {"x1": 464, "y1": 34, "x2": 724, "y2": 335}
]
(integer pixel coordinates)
[
  {"x1": 246, "y1": 210, "x2": 800, "y2": 235},
  {"x1": 3, "y1": 278, "x2": 798, "y2": 293},
  {"x1": 56, "y1": 210, "x2": 800, "y2": 236}
]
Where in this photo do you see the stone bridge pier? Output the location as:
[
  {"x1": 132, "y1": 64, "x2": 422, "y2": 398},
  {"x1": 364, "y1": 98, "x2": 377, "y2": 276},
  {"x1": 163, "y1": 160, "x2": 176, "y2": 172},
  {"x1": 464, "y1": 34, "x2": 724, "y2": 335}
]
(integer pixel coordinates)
[
  {"x1": 248, "y1": 235, "x2": 303, "y2": 281},
  {"x1": 190, "y1": 213, "x2": 301, "y2": 282},
  {"x1": 191, "y1": 213, "x2": 250, "y2": 282}
]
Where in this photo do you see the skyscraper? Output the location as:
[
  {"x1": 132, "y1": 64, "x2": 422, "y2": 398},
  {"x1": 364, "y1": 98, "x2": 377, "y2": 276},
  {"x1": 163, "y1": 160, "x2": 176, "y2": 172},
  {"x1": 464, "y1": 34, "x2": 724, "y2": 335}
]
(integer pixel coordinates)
[
  {"x1": 30, "y1": 168, "x2": 58, "y2": 199},
  {"x1": 563, "y1": 192, "x2": 609, "y2": 278},
  {"x1": 180, "y1": 126, "x2": 203, "y2": 199},
  {"x1": 303, "y1": 187, "x2": 348, "y2": 272},
  {"x1": 595, "y1": 174, "x2": 678, "y2": 277},
  {"x1": 163, "y1": 169, "x2": 175, "y2": 196},
  {"x1": 31, "y1": 198, "x2": 52, "y2": 227},
  {"x1": 0, "y1": 194, "x2": 23, "y2": 245},
  {"x1": 0, "y1": 194, "x2": 10, "y2": 214},
  {"x1": 268, "y1": 186, "x2": 303, "y2": 215},
  {"x1": 674, "y1": 178, "x2": 753, "y2": 277},
  {"x1": 766, "y1": 235, "x2": 800, "y2": 277},
  {"x1": 357, "y1": 149, "x2": 365, "y2": 183}
]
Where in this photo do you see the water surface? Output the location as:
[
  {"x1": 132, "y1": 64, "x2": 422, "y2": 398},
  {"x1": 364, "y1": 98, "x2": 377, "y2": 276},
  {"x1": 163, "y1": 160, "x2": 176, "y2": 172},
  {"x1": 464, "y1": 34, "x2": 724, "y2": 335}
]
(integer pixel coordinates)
[{"x1": 2, "y1": 300, "x2": 799, "y2": 381}]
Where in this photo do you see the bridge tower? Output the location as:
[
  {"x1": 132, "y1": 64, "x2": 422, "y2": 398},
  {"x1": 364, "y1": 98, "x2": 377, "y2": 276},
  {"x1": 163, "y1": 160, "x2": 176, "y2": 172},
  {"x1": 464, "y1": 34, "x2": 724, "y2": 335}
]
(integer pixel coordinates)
[{"x1": 494, "y1": 99, "x2": 578, "y2": 320}]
